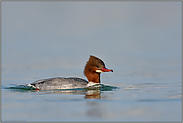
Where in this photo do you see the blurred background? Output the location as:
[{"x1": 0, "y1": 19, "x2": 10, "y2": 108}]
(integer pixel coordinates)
[{"x1": 2, "y1": 1, "x2": 181, "y2": 83}]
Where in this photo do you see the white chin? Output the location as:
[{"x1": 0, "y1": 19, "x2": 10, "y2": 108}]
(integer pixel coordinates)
[{"x1": 96, "y1": 70, "x2": 103, "y2": 73}]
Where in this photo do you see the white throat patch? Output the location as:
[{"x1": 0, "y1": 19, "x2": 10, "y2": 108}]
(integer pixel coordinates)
[{"x1": 95, "y1": 70, "x2": 103, "y2": 73}]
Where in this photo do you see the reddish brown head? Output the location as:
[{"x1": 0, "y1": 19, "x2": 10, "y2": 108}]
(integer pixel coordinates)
[{"x1": 84, "y1": 55, "x2": 113, "y2": 83}]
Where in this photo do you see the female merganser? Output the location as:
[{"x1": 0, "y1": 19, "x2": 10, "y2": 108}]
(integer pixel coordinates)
[{"x1": 26, "y1": 55, "x2": 113, "y2": 90}]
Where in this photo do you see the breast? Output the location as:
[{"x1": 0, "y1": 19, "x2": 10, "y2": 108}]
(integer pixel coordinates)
[{"x1": 30, "y1": 77, "x2": 88, "y2": 90}]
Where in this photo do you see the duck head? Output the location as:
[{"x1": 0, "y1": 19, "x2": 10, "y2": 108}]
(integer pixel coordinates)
[{"x1": 84, "y1": 55, "x2": 113, "y2": 83}]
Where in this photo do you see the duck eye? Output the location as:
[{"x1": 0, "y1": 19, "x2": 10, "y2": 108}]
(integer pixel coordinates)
[{"x1": 96, "y1": 65, "x2": 99, "y2": 68}]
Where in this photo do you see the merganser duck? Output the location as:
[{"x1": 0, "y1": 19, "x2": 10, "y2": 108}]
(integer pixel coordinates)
[{"x1": 26, "y1": 55, "x2": 113, "y2": 90}]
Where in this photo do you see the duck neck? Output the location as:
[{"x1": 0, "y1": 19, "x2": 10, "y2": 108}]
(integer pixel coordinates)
[{"x1": 86, "y1": 72, "x2": 101, "y2": 84}]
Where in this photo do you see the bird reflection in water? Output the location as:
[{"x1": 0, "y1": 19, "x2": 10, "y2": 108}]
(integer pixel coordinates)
[
  {"x1": 85, "y1": 90, "x2": 102, "y2": 99},
  {"x1": 39, "y1": 88, "x2": 103, "y2": 99}
]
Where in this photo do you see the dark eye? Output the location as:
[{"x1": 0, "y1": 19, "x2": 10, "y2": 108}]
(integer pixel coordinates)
[{"x1": 96, "y1": 65, "x2": 99, "y2": 68}]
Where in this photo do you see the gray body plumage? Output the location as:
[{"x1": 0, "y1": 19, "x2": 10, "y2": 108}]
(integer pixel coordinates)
[{"x1": 28, "y1": 77, "x2": 88, "y2": 90}]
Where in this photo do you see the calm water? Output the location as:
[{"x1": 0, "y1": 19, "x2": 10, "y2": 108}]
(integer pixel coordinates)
[
  {"x1": 2, "y1": 63, "x2": 181, "y2": 122},
  {"x1": 1, "y1": 1, "x2": 182, "y2": 122}
]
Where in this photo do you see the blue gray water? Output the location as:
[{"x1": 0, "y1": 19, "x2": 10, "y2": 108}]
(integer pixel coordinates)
[{"x1": 1, "y1": 1, "x2": 182, "y2": 122}]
